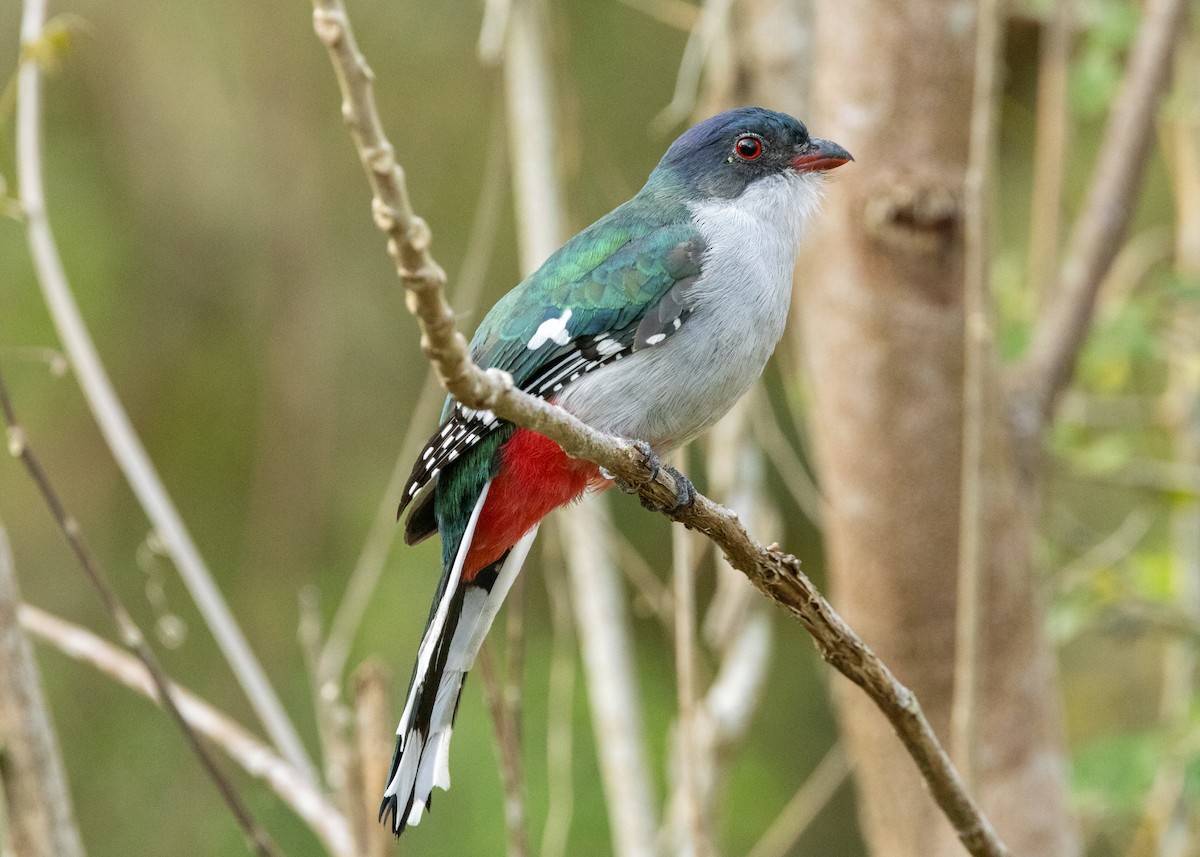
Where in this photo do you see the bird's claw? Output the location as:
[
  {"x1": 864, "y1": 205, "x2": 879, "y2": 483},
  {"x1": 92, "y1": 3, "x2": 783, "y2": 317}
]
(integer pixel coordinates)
[
  {"x1": 612, "y1": 440, "x2": 659, "y2": 495},
  {"x1": 608, "y1": 440, "x2": 697, "y2": 514},
  {"x1": 640, "y1": 463, "x2": 696, "y2": 514}
]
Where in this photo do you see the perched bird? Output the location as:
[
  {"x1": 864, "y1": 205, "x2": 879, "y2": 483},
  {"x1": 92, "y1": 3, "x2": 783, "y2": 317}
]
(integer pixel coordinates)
[{"x1": 381, "y1": 106, "x2": 851, "y2": 833}]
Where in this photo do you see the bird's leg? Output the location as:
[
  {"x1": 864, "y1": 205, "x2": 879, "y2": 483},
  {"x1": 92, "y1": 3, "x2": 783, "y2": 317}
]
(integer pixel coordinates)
[{"x1": 603, "y1": 440, "x2": 696, "y2": 514}]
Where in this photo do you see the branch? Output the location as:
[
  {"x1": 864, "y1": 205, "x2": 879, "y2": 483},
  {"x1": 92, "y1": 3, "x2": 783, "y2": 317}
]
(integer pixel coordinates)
[
  {"x1": 0, "y1": 526, "x2": 87, "y2": 857},
  {"x1": 16, "y1": 605, "x2": 353, "y2": 857},
  {"x1": 952, "y1": 0, "x2": 1003, "y2": 788},
  {"x1": 310, "y1": 2, "x2": 1009, "y2": 854},
  {"x1": 15, "y1": 0, "x2": 314, "y2": 782},
  {"x1": 0, "y1": 372, "x2": 284, "y2": 857},
  {"x1": 1013, "y1": 0, "x2": 1188, "y2": 436}
]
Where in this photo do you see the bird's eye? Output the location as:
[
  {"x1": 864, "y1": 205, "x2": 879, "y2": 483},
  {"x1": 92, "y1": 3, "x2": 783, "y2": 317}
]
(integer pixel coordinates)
[{"x1": 734, "y1": 135, "x2": 763, "y2": 161}]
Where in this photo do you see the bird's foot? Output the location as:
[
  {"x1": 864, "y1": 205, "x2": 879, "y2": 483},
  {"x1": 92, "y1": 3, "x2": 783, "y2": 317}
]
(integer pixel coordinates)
[
  {"x1": 644, "y1": 463, "x2": 696, "y2": 514},
  {"x1": 604, "y1": 440, "x2": 695, "y2": 514},
  {"x1": 603, "y1": 439, "x2": 659, "y2": 493}
]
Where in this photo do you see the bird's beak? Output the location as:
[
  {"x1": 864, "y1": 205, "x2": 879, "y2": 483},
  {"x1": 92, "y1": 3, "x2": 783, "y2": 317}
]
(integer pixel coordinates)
[{"x1": 791, "y1": 137, "x2": 853, "y2": 173}]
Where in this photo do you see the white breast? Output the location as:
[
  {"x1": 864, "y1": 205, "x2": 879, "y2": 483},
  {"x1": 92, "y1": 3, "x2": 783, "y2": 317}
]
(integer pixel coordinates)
[{"x1": 556, "y1": 172, "x2": 825, "y2": 451}]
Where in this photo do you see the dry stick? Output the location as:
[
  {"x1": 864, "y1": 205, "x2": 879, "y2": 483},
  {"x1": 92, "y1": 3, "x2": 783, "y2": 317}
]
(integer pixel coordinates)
[
  {"x1": 478, "y1": 644, "x2": 530, "y2": 857},
  {"x1": 951, "y1": 0, "x2": 1003, "y2": 789},
  {"x1": 17, "y1": 605, "x2": 354, "y2": 857},
  {"x1": 539, "y1": 542, "x2": 576, "y2": 857},
  {"x1": 1014, "y1": 0, "x2": 1188, "y2": 434},
  {"x1": 309, "y1": 2, "x2": 1007, "y2": 854},
  {"x1": 744, "y1": 744, "x2": 850, "y2": 857},
  {"x1": 670, "y1": 504, "x2": 705, "y2": 857},
  {"x1": 500, "y1": 4, "x2": 660, "y2": 856},
  {"x1": 559, "y1": 502, "x2": 660, "y2": 857},
  {"x1": 1027, "y1": 0, "x2": 1072, "y2": 303},
  {"x1": 1127, "y1": 45, "x2": 1200, "y2": 855},
  {"x1": 351, "y1": 660, "x2": 393, "y2": 857},
  {"x1": 0, "y1": 376, "x2": 284, "y2": 857},
  {"x1": 298, "y1": 589, "x2": 357, "y2": 853},
  {"x1": 747, "y1": 391, "x2": 823, "y2": 525},
  {"x1": 317, "y1": 103, "x2": 510, "y2": 687},
  {"x1": 0, "y1": 526, "x2": 87, "y2": 857},
  {"x1": 14, "y1": 0, "x2": 315, "y2": 783}
]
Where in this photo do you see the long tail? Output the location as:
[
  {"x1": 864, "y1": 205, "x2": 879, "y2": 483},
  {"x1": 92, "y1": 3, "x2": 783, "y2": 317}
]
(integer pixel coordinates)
[{"x1": 380, "y1": 481, "x2": 538, "y2": 834}]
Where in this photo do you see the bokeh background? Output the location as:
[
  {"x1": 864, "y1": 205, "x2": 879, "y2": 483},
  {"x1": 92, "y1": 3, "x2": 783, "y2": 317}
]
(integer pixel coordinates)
[{"x1": 1, "y1": 0, "x2": 1195, "y2": 855}]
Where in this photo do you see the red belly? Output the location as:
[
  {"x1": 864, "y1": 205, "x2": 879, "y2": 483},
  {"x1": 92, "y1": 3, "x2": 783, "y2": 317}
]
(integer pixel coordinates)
[{"x1": 462, "y1": 429, "x2": 604, "y2": 578}]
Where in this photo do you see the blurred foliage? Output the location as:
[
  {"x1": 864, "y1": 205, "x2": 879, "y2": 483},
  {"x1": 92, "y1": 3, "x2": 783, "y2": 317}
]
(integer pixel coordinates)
[{"x1": 1, "y1": 0, "x2": 1197, "y2": 855}]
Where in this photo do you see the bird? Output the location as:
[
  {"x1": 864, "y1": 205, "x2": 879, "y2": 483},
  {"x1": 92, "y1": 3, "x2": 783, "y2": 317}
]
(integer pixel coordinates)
[{"x1": 380, "y1": 106, "x2": 851, "y2": 834}]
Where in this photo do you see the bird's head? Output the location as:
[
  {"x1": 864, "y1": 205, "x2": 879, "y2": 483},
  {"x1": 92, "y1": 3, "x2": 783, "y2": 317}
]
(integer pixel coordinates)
[{"x1": 649, "y1": 107, "x2": 852, "y2": 201}]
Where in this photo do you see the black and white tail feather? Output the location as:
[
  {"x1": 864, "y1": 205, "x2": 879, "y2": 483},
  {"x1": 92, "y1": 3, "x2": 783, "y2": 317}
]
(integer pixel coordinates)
[{"x1": 380, "y1": 481, "x2": 539, "y2": 834}]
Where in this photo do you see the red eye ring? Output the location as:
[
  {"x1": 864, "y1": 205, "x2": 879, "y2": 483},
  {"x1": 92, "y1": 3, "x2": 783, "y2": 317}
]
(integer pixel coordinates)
[{"x1": 734, "y1": 135, "x2": 763, "y2": 160}]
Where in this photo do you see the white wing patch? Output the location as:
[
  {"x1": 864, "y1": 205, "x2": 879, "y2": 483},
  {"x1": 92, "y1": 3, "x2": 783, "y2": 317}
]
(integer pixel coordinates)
[{"x1": 526, "y1": 308, "x2": 573, "y2": 349}]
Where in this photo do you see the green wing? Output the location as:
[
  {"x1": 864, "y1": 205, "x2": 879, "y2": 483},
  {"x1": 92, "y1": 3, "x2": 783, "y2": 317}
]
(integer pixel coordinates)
[{"x1": 468, "y1": 199, "x2": 705, "y2": 392}]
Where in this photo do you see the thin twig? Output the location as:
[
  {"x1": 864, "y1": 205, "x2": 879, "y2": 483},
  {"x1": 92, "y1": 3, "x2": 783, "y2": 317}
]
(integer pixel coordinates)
[
  {"x1": 670, "y1": 499, "x2": 706, "y2": 857},
  {"x1": 14, "y1": 0, "x2": 314, "y2": 782},
  {"x1": 0, "y1": 526, "x2": 87, "y2": 857},
  {"x1": 539, "y1": 541, "x2": 576, "y2": 857},
  {"x1": 1013, "y1": 0, "x2": 1187, "y2": 438},
  {"x1": 558, "y1": 500, "x2": 660, "y2": 857},
  {"x1": 748, "y1": 390, "x2": 822, "y2": 525},
  {"x1": 500, "y1": 4, "x2": 660, "y2": 855},
  {"x1": 0, "y1": 371, "x2": 284, "y2": 857},
  {"x1": 1027, "y1": 0, "x2": 1072, "y2": 303},
  {"x1": 316, "y1": 100, "x2": 509, "y2": 687},
  {"x1": 653, "y1": 0, "x2": 734, "y2": 133},
  {"x1": 17, "y1": 604, "x2": 353, "y2": 857},
  {"x1": 952, "y1": 0, "x2": 1003, "y2": 788},
  {"x1": 311, "y1": 2, "x2": 1008, "y2": 852},
  {"x1": 478, "y1": 643, "x2": 530, "y2": 857},
  {"x1": 351, "y1": 660, "x2": 393, "y2": 857},
  {"x1": 744, "y1": 744, "x2": 850, "y2": 857},
  {"x1": 298, "y1": 589, "x2": 356, "y2": 852},
  {"x1": 1127, "y1": 56, "x2": 1200, "y2": 855}
]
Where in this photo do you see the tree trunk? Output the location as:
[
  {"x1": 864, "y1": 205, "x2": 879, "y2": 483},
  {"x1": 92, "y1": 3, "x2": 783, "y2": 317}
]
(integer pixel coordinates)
[{"x1": 798, "y1": 1, "x2": 1081, "y2": 854}]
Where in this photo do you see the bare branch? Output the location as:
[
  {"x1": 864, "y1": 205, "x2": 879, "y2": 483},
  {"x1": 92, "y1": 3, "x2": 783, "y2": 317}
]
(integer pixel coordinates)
[
  {"x1": 1013, "y1": 0, "x2": 1188, "y2": 435},
  {"x1": 478, "y1": 641, "x2": 530, "y2": 857},
  {"x1": 1026, "y1": 0, "x2": 1072, "y2": 302},
  {"x1": 14, "y1": 0, "x2": 314, "y2": 782},
  {"x1": 539, "y1": 547, "x2": 576, "y2": 857},
  {"x1": 952, "y1": 0, "x2": 1003, "y2": 788},
  {"x1": 0, "y1": 373, "x2": 285, "y2": 857},
  {"x1": 0, "y1": 527, "x2": 86, "y2": 857},
  {"x1": 17, "y1": 605, "x2": 353, "y2": 857},
  {"x1": 311, "y1": 1, "x2": 1009, "y2": 853},
  {"x1": 317, "y1": 102, "x2": 509, "y2": 688},
  {"x1": 669, "y1": 508, "x2": 707, "y2": 857},
  {"x1": 559, "y1": 502, "x2": 661, "y2": 857},
  {"x1": 351, "y1": 660, "x2": 393, "y2": 857}
]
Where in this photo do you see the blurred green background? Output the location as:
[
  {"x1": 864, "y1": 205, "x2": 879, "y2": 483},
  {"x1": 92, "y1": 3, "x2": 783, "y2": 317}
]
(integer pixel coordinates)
[{"x1": 0, "y1": 0, "x2": 1194, "y2": 854}]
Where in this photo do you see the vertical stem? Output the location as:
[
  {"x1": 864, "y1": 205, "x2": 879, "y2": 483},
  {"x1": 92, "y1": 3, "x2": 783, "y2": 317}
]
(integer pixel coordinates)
[
  {"x1": 15, "y1": 0, "x2": 315, "y2": 783},
  {"x1": 479, "y1": 642, "x2": 531, "y2": 857},
  {"x1": 671, "y1": 497, "x2": 704, "y2": 857},
  {"x1": 502, "y1": 2, "x2": 659, "y2": 854},
  {"x1": 1028, "y1": 0, "x2": 1072, "y2": 302},
  {"x1": 0, "y1": 526, "x2": 88, "y2": 857},
  {"x1": 560, "y1": 502, "x2": 659, "y2": 857},
  {"x1": 1127, "y1": 30, "x2": 1200, "y2": 856},
  {"x1": 540, "y1": 546, "x2": 576, "y2": 857},
  {"x1": 351, "y1": 660, "x2": 393, "y2": 857},
  {"x1": 951, "y1": 0, "x2": 1003, "y2": 787}
]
